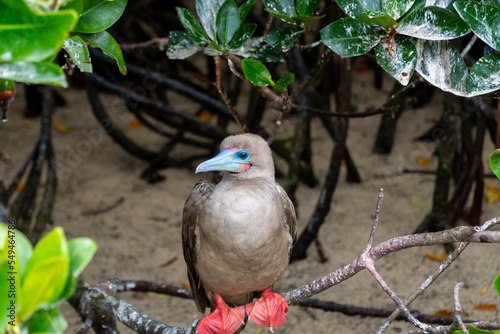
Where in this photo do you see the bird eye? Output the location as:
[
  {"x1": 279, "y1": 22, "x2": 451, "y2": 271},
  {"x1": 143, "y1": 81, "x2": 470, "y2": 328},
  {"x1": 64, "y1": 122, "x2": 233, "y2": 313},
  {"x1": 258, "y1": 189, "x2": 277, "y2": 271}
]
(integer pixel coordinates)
[{"x1": 236, "y1": 150, "x2": 249, "y2": 160}]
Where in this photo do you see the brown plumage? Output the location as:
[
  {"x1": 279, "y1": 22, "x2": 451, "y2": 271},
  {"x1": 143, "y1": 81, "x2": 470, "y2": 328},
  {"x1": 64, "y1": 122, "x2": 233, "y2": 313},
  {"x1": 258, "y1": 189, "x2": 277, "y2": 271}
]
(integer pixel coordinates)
[{"x1": 182, "y1": 133, "x2": 297, "y2": 315}]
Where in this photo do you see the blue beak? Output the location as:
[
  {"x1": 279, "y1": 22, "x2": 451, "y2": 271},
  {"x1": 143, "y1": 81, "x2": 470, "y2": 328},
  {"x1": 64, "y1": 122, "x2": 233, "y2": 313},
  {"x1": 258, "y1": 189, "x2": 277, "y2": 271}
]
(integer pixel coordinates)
[{"x1": 196, "y1": 149, "x2": 243, "y2": 173}]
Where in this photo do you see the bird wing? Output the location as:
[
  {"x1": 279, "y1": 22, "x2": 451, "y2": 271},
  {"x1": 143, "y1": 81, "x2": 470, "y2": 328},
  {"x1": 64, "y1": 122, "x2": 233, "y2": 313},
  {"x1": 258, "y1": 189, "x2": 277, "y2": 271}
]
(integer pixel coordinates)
[
  {"x1": 276, "y1": 184, "x2": 297, "y2": 252},
  {"x1": 182, "y1": 180, "x2": 214, "y2": 313}
]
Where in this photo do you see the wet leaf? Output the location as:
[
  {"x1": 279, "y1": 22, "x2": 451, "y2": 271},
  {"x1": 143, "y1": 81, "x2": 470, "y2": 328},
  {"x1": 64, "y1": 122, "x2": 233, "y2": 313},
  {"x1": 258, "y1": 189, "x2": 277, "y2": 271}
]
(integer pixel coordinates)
[
  {"x1": 242, "y1": 58, "x2": 274, "y2": 86},
  {"x1": 262, "y1": 0, "x2": 321, "y2": 25},
  {"x1": 0, "y1": 61, "x2": 67, "y2": 87},
  {"x1": 415, "y1": 40, "x2": 468, "y2": 96},
  {"x1": 468, "y1": 54, "x2": 500, "y2": 97},
  {"x1": 489, "y1": 149, "x2": 500, "y2": 180},
  {"x1": 398, "y1": 6, "x2": 470, "y2": 40},
  {"x1": 196, "y1": 0, "x2": 227, "y2": 41},
  {"x1": 375, "y1": 36, "x2": 417, "y2": 85},
  {"x1": 176, "y1": 7, "x2": 210, "y2": 44},
  {"x1": 73, "y1": 0, "x2": 127, "y2": 33},
  {"x1": 360, "y1": 11, "x2": 397, "y2": 30},
  {"x1": 78, "y1": 31, "x2": 127, "y2": 75},
  {"x1": 63, "y1": 35, "x2": 92, "y2": 73},
  {"x1": 454, "y1": 1, "x2": 500, "y2": 51},
  {"x1": 228, "y1": 24, "x2": 256, "y2": 49},
  {"x1": 382, "y1": 0, "x2": 415, "y2": 20},
  {"x1": 335, "y1": 0, "x2": 381, "y2": 19},
  {"x1": 275, "y1": 72, "x2": 295, "y2": 92},
  {"x1": 0, "y1": 0, "x2": 77, "y2": 62},
  {"x1": 239, "y1": 0, "x2": 258, "y2": 21},
  {"x1": 296, "y1": 0, "x2": 324, "y2": 17},
  {"x1": 229, "y1": 37, "x2": 285, "y2": 62},
  {"x1": 216, "y1": 0, "x2": 240, "y2": 46},
  {"x1": 167, "y1": 31, "x2": 202, "y2": 59},
  {"x1": 321, "y1": 18, "x2": 381, "y2": 58}
]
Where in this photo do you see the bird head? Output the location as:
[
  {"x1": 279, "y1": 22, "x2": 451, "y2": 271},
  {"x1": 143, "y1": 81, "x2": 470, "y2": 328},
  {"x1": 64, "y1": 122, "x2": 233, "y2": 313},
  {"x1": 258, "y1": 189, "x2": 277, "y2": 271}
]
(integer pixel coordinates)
[{"x1": 196, "y1": 134, "x2": 274, "y2": 180}]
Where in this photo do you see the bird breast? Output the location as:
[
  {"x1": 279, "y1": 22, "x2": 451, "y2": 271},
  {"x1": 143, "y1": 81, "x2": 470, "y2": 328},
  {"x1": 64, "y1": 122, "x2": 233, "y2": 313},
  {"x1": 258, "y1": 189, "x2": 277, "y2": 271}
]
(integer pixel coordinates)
[{"x1": 197, "y1": 179, "x2": 291, "y2": 296}]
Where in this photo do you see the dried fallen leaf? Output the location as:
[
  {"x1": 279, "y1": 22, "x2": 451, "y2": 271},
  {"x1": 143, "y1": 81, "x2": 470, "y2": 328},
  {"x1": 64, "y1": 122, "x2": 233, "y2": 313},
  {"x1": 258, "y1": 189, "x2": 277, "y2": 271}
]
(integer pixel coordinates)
[
  {"x1": 486, "y1": 182, "x2": 500, "y2": 203},
  {"x1": 417, "y1": 156, "x2": 431, "y2": 168},
  {"x1": 161, "y1": 256, "x2": 178, "y2": 268},
  {"x1": 128, "y1": 119, "x2": 143, "y2": 130},
  {"x1": 54, "y1": 121, "x2": 70, "y2": 133},
  {"x1": 16, "y1": 183, "x2": 24, "y2": 191},
  {"x1": 198, "y1": 110, "x2": 212, "y2": 122},
  {"x1": 434, "y1": 309, "x2": 452, "y2": 317},
  {"x1": 426, "y1": 252, "x2": 447, "y2": 261},
  {"x1": 472, "y1": 304, "x2": 497, "y2": 311},
  {"x1": 148, "y1": 216, "x2": 169, "y2": 222},
  {"x1": 481, "y1": 282, "x2": 491, "y2": 295}
]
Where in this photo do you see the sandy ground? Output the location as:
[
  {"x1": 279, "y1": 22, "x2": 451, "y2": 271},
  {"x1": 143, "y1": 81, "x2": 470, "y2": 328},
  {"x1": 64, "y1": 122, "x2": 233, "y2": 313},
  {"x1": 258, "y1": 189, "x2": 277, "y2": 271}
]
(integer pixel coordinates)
[{"x1": 1, "y1": 70, "x2": 500, "y2": 334}]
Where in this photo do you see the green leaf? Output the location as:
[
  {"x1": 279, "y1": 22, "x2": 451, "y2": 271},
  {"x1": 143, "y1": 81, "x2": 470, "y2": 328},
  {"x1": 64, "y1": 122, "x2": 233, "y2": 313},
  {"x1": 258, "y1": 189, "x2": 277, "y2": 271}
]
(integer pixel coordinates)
[
  {"x1": 0, "y1": 0, "x2": 78, "y2": 62},
  {"x1": 55, "y1": 238, "x2": 97, "y2": 305},
  {"x1": 63, "y1": 35, "x2": 92, "y2": 73},
  {"x1": 175, "y1": 7, "x2": 210, "y2": 44},
  {"x1": 415, "y1": 40, "x2": 468, "y2": 96},
  {"x1": 375, "y1": 37, "x2": 417, "y2": 86},
  {"x1": 296, "y1": 0, "x2": 323, "y2": 17},
  {"x1": 78, "y1": 31, "x2": 127, "y2": 75},
  {"x1": 19, "y1": 227, "x2": 69, "y2": 320},
  {"x1": 0, "y1": 79, "x2": 14, "y2": 93},
  {"x1": 9, "y1": 228, "x2": 32, "y2": 279},
  {"x1": 468, "y1": 54, "x2": 500, "y2": 97},
  {"x1": 0, "y1": 61, "x2": 67, "y2": 87},
  {"x1": 167, "y1": 31, "x2": 203, "y2": 59},
  {"x1": 242, "y1": 58, "x2": 274, "y2": 86},
  {"x1": 216, "y1": 0, "x2": 240, "y2": 47},
  {"x1": 228, "y1": 24, "x2": 257, "y2": 49},
  {"x1": 239, "y1": 0, "x2": 258, "y2": 21},
  {"x1": 398, "y1": 6, "x2": 470, "y2": 40},
  {"x1": 490, "y1": 150, "x2": 500, "y2": 180},
  {"x1": 73, "y1": 0, "x2": 127, "y2": 33},
  {"x1": 382, "y1": 0, "x2": 415, "y2": 20},
  {"x1": 454, "y1": 1, "x2": 500, "y2": 51},
  {"x1": 335, "y1": 0, "x2": 381, "y2": 19},
  {"x1": 22, "y1": 309, "x2": 67, "y2": 334},
  {"x1": 494, "y1": 273, "x2": 500, "y2": 297},
  {"x1": 263, "y1": 0, "x2": 296, "y2": 19},
  {"x1": 360, "y1": 11, "x2": 397, "y2": 30},
  {"x1": 230, "y1": 37, "x2": 285, "y2": 62},
  {"x1": 320, "y1": 18, "x2": 381, "y2": 58},
  {"x1": 275, "y1": 72, "x2": 295, "y2": 92},
  {"x1": 197, "y1": 0, "x2": 227, "y2": 41},
  {"x1": 264, "y1": 27, "x2": 302, "y2": 51}
]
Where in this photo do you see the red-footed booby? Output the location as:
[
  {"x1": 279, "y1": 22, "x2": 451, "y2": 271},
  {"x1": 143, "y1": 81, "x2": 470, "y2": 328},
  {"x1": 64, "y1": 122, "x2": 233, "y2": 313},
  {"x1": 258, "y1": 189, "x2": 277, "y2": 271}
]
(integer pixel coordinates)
[{"x1": 182, "y1": 133, "x2": 297, "y2": 334}]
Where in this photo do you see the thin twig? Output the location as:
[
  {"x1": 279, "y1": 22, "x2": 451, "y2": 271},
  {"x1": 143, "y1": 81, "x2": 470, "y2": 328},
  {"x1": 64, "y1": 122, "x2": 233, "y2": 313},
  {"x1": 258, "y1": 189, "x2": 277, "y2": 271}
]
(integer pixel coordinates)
[
  {"x1": 453, "y1": 282, "x2": 468, "y2": 334},
  {"x1": 367, "y1": 188, "x2": 384, "y2": 248}
]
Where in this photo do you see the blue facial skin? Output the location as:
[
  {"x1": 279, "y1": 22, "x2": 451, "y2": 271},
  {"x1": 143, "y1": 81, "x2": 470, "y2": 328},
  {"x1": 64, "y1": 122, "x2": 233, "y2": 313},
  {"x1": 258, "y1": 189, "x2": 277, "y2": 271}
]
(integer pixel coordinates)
[{"x1": 196, "y1": 149, "x2": 250, "y2": 174}]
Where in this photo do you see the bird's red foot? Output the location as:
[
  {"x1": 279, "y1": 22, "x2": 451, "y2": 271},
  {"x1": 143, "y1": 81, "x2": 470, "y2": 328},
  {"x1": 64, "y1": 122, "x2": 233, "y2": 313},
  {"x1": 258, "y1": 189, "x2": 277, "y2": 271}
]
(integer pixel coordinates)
[
  {"x1": 197, "y1": 294, "x2": 246, "y2": 334},
  {"x1": 245, "y1": 288, "x2": 288, "y2": 331}
]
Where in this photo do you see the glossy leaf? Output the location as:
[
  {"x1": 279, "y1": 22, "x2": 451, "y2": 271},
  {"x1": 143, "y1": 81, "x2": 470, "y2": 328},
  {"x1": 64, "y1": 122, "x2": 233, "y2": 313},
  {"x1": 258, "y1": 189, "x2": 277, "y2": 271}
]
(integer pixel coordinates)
[
  {"x1": 335, "y1": 0, "x2": 381, "y2": 19},
  {"x1": 454, "y1": 1, "x2": 500, "y2": 51},
  {"x1": 176, "y1": 7, "x2": 210, "y2": 44},
  {"x1": 415, "y1": 40, "x2": 468, "y2": 96},
  {"x1": 0, "y1": 0, "x2": 77, "y2": 62},
  {"x1": 398, "y1": 6, "x2": 470, "y2": 40},
  {"x1": 78, "y1": 31, "x2": 127, "y2": 75},
  {"x1": 197, "y1": 0, "x2": 227, "y2": 41},
  {"x1": 0, "y1": 79, "x2": 14, "y2": 92},
  {"x1": 0, "y1": 61, "x2": 67, "y2": 87},
  {"x1": 19, "y1": 227, "x2": 69, "y2": 320},
  {"x1": 425, "y1": 0, "x2": 454, "y2": 8},
  {"x1": 55, "y1": 238, "x2": 97, "y2": 305},
  {"x1": 360, "y1": 11, "x2": 397, "y2": 30},
  {"x1": 490, "y1": 150, "x2": 500, "y2": 180},
  {"x1": 242, "y1": 58, "x2": 274, "y2": 86},
  {"x1": 382, "y1": 0, "x2": 415, "y2": 20},
  {"x1": 230, "y1": 37, "x2": 285, "y2": 62},
  {"x1": 296, "y1": 0, "x2": 323, "y2": 16},
  {"x1": 321, "y1": 18, "x2": 381, "y2": 58},
  {"x1": 375, "y1": 37, "x2": 417, "y2": 85},
  {"x1": 73, "y1": 0, "x2": 127, "y2": 33},
  {"x1": 228, "y1": 24, "x2": 256, "y2": 49},
  {"x1": 264, "y1": 27, "x2": 302, "y2": 51},
  {"x1": 63, "y1": 35, "x2": 92, "y2": 73},
  {"x1": 216, "y1": 0, "x2": 240, "y2": 46},
  {"x1": 239, "y1": 0, "x2": 258, "y2": 21},
  {"x1": 275, "y1": 72, "x2": 295, "y2": 92},
  {"x1": 22, "y1": 309, "x2": 67, "y2": 334},
  {"x1": 468, "y1": 54, "x2": 500, "y2": 97},
  {"x1": 167, "y1": 31, "x2": 203, "y2": 59},
  {"x1": 262, "y1": 0, "x2": 295, "y2": 19},
  {"x1": 262, "y1": 0, "x2": 321, "y2": 25}
]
